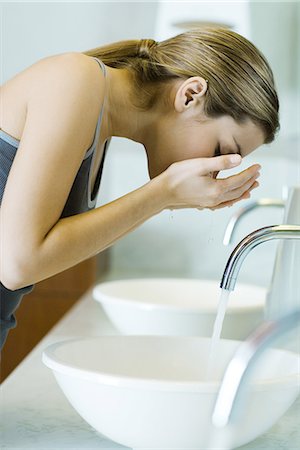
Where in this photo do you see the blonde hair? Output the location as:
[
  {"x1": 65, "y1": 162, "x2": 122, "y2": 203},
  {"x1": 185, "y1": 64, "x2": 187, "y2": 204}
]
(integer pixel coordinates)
[{"x1": 83, "y1": 27, "x2": 279, "y2": 144}]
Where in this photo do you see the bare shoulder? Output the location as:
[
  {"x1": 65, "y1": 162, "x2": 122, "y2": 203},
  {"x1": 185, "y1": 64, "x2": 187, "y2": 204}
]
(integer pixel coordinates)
[
  {"x1": 27, "y1": 52, "x2": 105, "y2": 112},
  {"x1": 28, "y1": 52, "x2": 103, "y2": 89},
  {"x1": 0, "y1": 52, "x2": 105, "y2": 143}
]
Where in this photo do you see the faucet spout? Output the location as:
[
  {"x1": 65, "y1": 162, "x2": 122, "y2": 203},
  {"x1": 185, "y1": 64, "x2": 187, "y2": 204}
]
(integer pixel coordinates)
[
  {"x1": 220, "y1": 225, "x2": 300, "y2": 291},
  {"x1": 212, "y1": 308, "x2": 300, "y2": 429}
]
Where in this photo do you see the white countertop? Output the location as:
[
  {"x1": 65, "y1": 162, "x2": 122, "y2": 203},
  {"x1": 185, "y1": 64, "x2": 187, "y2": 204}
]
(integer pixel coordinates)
[{"x1": 1, "y1": 286, "x2": 299, "y2": 450}]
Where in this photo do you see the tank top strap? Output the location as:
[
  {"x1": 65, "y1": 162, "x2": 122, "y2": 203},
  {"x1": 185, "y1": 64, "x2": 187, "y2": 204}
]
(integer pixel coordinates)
[
  {"x1": 83, "y1": 57, "x2": 107, "y2": 160},
  {"x1": 94, "y1": 57, "x2": 106, "y2": 76}
]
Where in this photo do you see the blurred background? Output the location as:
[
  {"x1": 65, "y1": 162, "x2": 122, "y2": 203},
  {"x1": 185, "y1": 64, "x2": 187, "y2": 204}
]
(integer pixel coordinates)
[{"x1": 1, "y1": 1, "x2": 299, "y2": 378}]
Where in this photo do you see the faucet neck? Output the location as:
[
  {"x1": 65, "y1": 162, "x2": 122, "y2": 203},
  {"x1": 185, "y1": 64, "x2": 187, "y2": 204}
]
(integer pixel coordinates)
[{"x1": 221, "y1": 225, "x2": 300, "y2": 291}]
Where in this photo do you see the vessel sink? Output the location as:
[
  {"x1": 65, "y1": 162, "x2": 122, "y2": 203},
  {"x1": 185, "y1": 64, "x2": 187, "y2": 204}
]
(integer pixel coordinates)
[
  {"x1": 42, "y1": 336, "x2": 300, "y2": 450},
  {"x1": 93, "y1": 278, "x2": 266, "y2": 339}
]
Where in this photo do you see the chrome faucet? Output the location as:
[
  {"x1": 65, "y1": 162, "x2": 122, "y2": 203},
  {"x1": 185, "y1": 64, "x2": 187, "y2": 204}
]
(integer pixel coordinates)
[
  {"x1": 223, "y1": 199, "x2": 285, "y2": 246},
  {"x1": 220, "y1": 225, "x2": 300, "y2": 291},
  {"x1": 212, "y1": 308, "x2": 300, "y2": 428}
]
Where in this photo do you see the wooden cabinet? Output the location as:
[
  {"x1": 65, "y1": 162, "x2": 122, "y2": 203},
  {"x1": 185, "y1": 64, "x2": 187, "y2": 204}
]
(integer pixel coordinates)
[{"x1": 0, "y1": 252, "x2": 109, "y2": 382}]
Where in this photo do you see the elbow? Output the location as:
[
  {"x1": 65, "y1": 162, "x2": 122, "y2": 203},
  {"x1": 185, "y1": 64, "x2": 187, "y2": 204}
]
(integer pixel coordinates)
[
  {"x1": 1, "y1": 279, "x2": 22, "y2": 292},
  {"x1": 1, "y1": 256, "x2": 33, "y2": 291},
  {"x1": 1, "y1": 220, "x2": 39, "y2": 289},
  {"x1": 1, "y1": 273, "x2": 24, "y2": 291}
]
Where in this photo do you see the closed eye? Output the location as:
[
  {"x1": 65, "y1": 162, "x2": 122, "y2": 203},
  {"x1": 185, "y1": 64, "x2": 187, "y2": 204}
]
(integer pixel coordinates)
[{"x1": 214, "y1": 144, "x2": 240, "y2": 159}]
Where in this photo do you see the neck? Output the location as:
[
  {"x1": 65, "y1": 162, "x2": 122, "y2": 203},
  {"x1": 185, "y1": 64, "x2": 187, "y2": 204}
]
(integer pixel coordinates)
[{"x1": 102, "y1": 65, "x2": 160, "y2": 146}]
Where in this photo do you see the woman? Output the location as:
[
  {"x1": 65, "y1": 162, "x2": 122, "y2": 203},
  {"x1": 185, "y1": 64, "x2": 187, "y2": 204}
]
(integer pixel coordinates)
[{"x1": 0, "y1": 27, "x2": 279, "y2": 349}]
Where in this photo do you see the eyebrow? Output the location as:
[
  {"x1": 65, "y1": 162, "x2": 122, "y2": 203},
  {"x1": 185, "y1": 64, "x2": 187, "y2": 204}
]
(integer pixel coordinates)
[{"x1": 233, "y1": 137, "x2": 242, "y2": 156}]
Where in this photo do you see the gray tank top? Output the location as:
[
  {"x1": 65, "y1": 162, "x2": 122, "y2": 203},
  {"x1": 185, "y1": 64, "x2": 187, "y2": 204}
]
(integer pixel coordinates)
[
  {"x1": 0, "y1": 57, "x2": 109, "y2": 350},
  {"x1": 0, "y1": 56, "x2": 109, "y2": 217}
]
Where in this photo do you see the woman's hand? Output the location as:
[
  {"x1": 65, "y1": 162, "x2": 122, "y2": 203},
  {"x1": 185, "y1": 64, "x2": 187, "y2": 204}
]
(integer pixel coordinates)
[{"x1": 158, "y1": 154, "x2": 260, "y2": 211}]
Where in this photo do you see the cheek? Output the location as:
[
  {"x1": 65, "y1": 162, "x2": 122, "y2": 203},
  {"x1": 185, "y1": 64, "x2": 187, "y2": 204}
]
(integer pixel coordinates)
[
  {"x1": 147, "y1": 127, "x2": 216, "y2": 178},
  {"x1": 167, "y1": 133, "x2": 215, "y2": 162}
]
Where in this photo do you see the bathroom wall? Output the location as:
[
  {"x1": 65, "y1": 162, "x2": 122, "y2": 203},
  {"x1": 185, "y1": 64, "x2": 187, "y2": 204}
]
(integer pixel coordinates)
[
  {"x1": 154, "y1": 0, "x2": 251, "y2": 40},
  {"x1": 249, "y1": 1, "x2": 299, "y2": 146},
  {"x1": 1, "y1": 1, "x2": 158, "y2": 81}
]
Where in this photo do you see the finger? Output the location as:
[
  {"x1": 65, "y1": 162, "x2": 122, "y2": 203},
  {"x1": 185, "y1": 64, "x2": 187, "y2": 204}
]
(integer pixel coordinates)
[
  {"x1": 224, "y1": 176, "x2": 257, "y2": 200},
  {"x1": 211, "y1": 175, "x2": 259, "y2": 207},
  {"x1": 248, "y1": 180, "x2": 260, "y2": 193},
  {"x1": 212, "y1": 181, "x2": 259, "y2": 210},
  {"x1": 222, "y1": 177, "x2": 260, "y2": 203},
  {"x1": 210, "y1": 192, "x2": 250, "y2": 210},
  {"x1": 200, "y1": 154, "x2": 243, "y2": 174},
  {"x1": 218, "y1": 164, "x2": 261, "y2": 191},
  {"x1": 211, "y1": 181, "x2": 259, "y2": 210}
]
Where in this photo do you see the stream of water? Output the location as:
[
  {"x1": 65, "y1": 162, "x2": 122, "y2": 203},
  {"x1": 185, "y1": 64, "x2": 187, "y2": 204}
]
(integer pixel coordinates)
[{"x1": 206, "y1": 289, "x2": 231, "y2": 380}]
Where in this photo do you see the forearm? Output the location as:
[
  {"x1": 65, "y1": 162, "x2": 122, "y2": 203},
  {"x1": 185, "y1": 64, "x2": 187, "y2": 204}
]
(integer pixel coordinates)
[
  {"x1": 19, "y1": 176, "x2": 167, "y2": 288},
  {"x1": 9, "y1": 154, "x2": 260, "y2": 290}
]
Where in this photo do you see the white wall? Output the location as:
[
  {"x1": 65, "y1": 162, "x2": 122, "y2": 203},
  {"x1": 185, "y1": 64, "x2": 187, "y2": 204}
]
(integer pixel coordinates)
[
  {"x1": 154, "y1": 0, "x2": 251, "y2": 40},
  {"x1": 249, "y1": 1, "x2": 299, "y2": 140},
  {"x1": 1, "y1": 1, "x2": 159, "y2": 81}
]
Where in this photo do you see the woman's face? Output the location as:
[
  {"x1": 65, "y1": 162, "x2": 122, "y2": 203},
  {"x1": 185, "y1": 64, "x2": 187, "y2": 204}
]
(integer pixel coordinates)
[{"x1": 145, "y1": 77, "x2": 266, "y2": 179}]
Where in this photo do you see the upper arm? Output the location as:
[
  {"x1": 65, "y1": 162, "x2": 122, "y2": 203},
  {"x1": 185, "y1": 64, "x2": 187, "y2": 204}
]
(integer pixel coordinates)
[{"x1": 1, "y1": 53, "x2": 104, "y2": 277}]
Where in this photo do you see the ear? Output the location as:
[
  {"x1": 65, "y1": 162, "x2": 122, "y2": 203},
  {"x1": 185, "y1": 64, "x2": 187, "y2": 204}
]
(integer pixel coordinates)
[{"x1": 174, "y1": 77, "x2": 208, "y2": 113}]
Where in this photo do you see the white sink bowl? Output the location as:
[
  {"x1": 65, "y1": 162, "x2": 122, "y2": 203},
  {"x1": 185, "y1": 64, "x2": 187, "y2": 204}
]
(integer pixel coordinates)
[
  {"x1": 42, "y1": 336, "x2": 300, "y2": 450},
  {"x1": 93, "y1": 278, "x2": 266, "y2": 339}
]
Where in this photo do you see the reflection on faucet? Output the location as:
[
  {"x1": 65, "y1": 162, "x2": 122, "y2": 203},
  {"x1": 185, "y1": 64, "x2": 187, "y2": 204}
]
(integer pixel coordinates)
[
  {"x1": 223, "y1": 199, "x2": 285, "y2": 246},
  {"x1": 212, "y1": 308, "x2": 300, "y2": 428},
  {"x1": 220, "y1": 225, "x2": 300, "y2": 291}
]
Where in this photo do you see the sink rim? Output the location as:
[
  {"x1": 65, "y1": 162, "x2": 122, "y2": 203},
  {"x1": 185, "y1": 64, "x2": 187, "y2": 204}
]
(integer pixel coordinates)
[
  {"x1": 93, "y1": 278, "x2": 266, "y2": 314},
  {"x1": 42, "y1": 336, "x2": 299, "y2": 393}
]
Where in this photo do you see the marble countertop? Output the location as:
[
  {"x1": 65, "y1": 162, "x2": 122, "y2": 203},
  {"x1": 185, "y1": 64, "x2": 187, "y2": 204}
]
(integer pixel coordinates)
[{"x1": 1, "y1": 286, "x2": 299, "y2": 450}]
